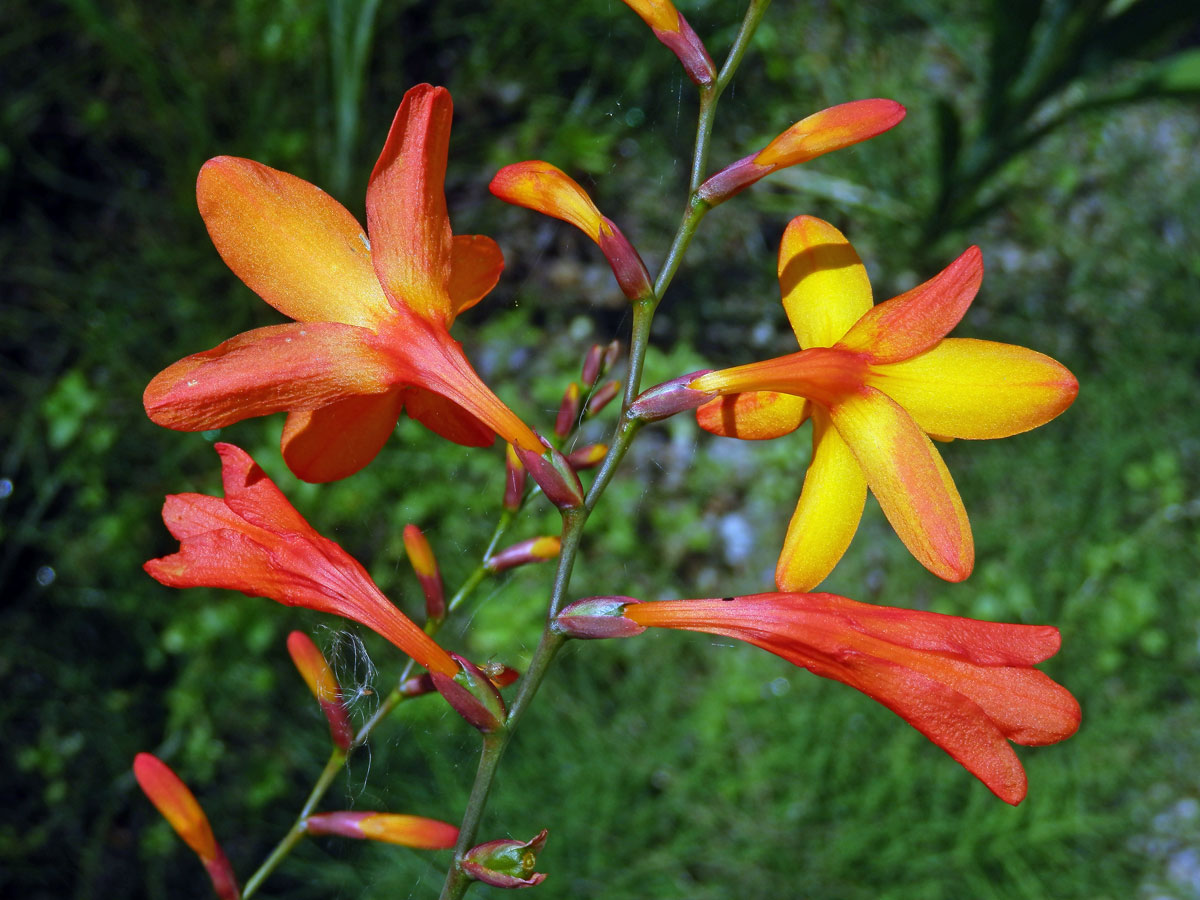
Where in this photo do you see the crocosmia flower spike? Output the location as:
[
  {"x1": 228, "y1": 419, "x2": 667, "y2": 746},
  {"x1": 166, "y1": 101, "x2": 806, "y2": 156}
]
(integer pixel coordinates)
[
  {"x1": 306, "y1": 811, "x2": 458, "y2": 850},
  {"x1": 132, "y1": 753, "x2": 241, "y2": 900},
  {"x1": 286, "y1": 631, "x2": 354, "y2": 750},
  {"x1": 144, "y1": 84, "x2": 541, "y2": 483},
  {"x1": 692, "y1": 216, "x2": 1078, "y2": 590},
  {"x1": 144, "y1": 442, "x2": 459, "y2": 679},
  {"x1": 620, "y1": 0, "x2": 716, "y2": 86},
  {"x1": 559, "y1": 593, "x2": 1081, "y2": 805},
  {"x1": 490, "y1": 161, "x2": 654, "y2": 301},
  {"x1": 698, "y1": 100, "x2": 906, "y2": 207}
]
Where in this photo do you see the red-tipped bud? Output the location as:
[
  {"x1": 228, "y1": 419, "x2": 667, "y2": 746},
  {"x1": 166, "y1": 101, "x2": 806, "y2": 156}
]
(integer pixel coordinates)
[
  {"x1": 400, "y1": 660, "x2": 520, "y2": 699},
  {"x1": 517, "y1": 437, "x2": 585, "y2": 511},
  {"x1": 620, "y1": 0, "x2": 716, "y2": 86},
  {"x1": 286, "y1": 632, "x2": 353, "y2": 750},
  {"x1": 697, "y1": 99, "x2": 907, "y2": 207},
  {"x1": 486, "y1": 536, "x2": 562, "y2": 574},
  {"x1": 430, "y1": 655, "x2": 508, "y2": 733},
  {"x1": 555, "y1": 597, "x2": 647, "y2": 639},
  {"x1": 555, "y1": 383, "x2": 581, "y2": 439},
  {"x1": 462, "y1": 829, "x2": 549, "y2": 889},
  {"x1": 132, "y1": 754, "x2": 240, "y2": 900},
  {"x1": 586, "y1": 380, "x2": 621, "y2": 417},
  {"x1": 628, "y1": 370, "x2": 716, "y2": 423},
  {"x1": 581, "y1": 344, "x2": 606, "y2": 387},
  {"x1": 305, "y1": 811, "x2": 459, "y2": 850},
  {"x1": 403, "y1": 524, "x2": 445, "y2": 623},
  {"x1": 504, "y1": 444, "x2": 527, "y2": 512},
  {"x1": 603, "y1": 340, "x2": 621, "y2": 373},
  {"x1": 566, "y1": 443, "x2": 607, "y2": 470}
]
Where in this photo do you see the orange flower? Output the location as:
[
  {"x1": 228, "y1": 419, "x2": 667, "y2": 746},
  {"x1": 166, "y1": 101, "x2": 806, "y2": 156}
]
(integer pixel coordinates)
[
  {"x1": 145, "y1": 84, "x2": 541, "y2": 483},
  {"x1": 562, "y1": 593, "x2": 1080, "y2": 805},
  {"x1": 132, "y1": 753, "x2": 240, "y2": 900},
  {"x1": 144, "y1": 443, "x2": 458, "y2": 677},
  {"x1": 693, "y1": 216, "x2": 1078, "y2": 589}
]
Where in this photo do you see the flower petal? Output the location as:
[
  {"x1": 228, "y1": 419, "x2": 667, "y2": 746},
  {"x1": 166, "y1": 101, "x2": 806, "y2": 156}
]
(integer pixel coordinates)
[
  {"x1": 868, "y1": 338, "x2": 1079, "y2": 439},
  {"x1": 281, "y1": 391, "x2": 404, "y2": 483},
  {"x1": 448, "y1": 234, "x2": 504, "y2": 319},
  {"x1": 144, "y1": 323, "x2": 398, "y2": 431},
  {"x1": 403, "y1": 387, "x2": 496, "y2": 447},
  {"x1": 831, "y1": 386, "x2": 973, "y2": 582},
  {"x1": 215, "y1": 442, "x2": 316, "y2": 535},
  {"x1": 489, "y1": 161, "x2": 606, "y2": 242},
  {"x1": 837, "y1": 246, "x2": 983, "y2": 363},
  {"x1": 197, "y1": 156, "x2": 390, "y2": 329},
  {"x1": 776, "y1": 408, "x2": 867, "y2": 591},
  {"x1": 695, "y1": 391, "x2": 809, "y2": 440},
  {"x1": 367, "y1": 84, "x2": 455, "y2": 324},
  {"x1": 777, "y1": 215, "x2": 874, "y2": 349}
]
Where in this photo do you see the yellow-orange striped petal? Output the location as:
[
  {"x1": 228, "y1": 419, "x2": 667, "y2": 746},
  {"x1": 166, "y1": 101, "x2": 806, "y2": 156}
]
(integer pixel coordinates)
[
  {"x1": 448, "y1": 234, "x2": 505, "y2": 319},
  {"x1": 755, "y1": 99, "x2": 908, "y2": 168},
  {"x1": 367, "y1": 84, "x2": 455, "y2": 324},
  {"x1": 868, "y1": 338, "x2": 1079, "y2": 440},
  {"x1": 837, "y1": 246, "x2": 983, "y2": 364},
  {"x1": 490, "y1": 161, "x2": 607, "y2": 242},
  {"x1": 695, "y1": 391, "x2": 809, "y2": 440},
  {"x1": 144, "y1": 323, "x2": 397, "y2": 432},
  {"x1": 776, "y1": 408, "x2": 867, "y2": 591},
  {"x1": 281, "y1": 391, "x2": 404, "y2": 484},
  {"x1": 197, "y1": 157, "x2": 390, "y2": 330},
  {"x1": 830, "y1": 387, "x2": 973, "y2": 582},
  {"x1": 777, "y1": 215, "x2": 874, "y2": 349}
]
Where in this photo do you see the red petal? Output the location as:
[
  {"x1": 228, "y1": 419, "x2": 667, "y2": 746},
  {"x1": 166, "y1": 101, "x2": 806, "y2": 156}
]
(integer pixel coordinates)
[{"x1": 281, "y1": 392, "x2": 404, "y2": 483}]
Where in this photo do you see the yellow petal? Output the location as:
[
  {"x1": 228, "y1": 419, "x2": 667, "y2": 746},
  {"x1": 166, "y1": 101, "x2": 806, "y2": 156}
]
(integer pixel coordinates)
[
  {"x1": 197, "y1": 157, "x2": 390, "y2": 329},
  {"x1": 777, "y1": 216, "x2": 874, "y2": 349},
  {"x1": 489, "y1": 161, "x2": 606, "y2": 242},
  {"x1": 868, "y1": 338, "x2": 1079, "y2": 439},
  {"x1": 775, "y1": 408, "x2": 867, "y2": 590},
  {"x1": 448, "y1": 234, "x2": 504, "y2": 319},
  {"x1": 281, "y1": 392, "x2": 404, "y2": 483},
  {"x1": 695, "y1": 391, "x2": 810, "y2": 440},
  {"x1": 831, "y1": 387, "x2": 973, "y2": 582},
  {"x1": 621, "y1": 0, "x2": 679, "y2": 32}
]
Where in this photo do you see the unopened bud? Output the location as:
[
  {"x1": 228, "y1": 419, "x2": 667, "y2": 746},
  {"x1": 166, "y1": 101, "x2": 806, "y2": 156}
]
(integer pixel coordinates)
[
  {"x1": 627, "y1": 370, "x2": 715, "y2": 423},
  {"x1": 401, "y1": 660, "x2": 519, "y2": 699},
  {"x1": 431, "y1": 655, "x2": 508, "y2": 733},
  {"x1": 603, "y1": 340, "x2": 621, "y2": 373},
  {"x1": 586, "y1": 380, "x2": 621, "y2": 417},
  {"x1": 554, "y1": 597, "x2": 647, "y2": 639},
  {"x1": 305, "y1": 811, "x2": 459, "y2": 850},
  {"x1": 403, "y1": 525, "x2": 445, "y2": 623},
  {"x1": 517, "y1": 437, "x2": 585, "y2": 511},
  {"x1": 286, "y1": 632, "x2": 353, "y2": 750},
  {"x1": 597, "y1": 221, "x2": 655, "y2": 301},
  {"x1": 581, "y1": 344, "x2": 605, "y2": 387},
  {"x1": 555, "y1": 383, "x2": 581, "y2": 439},
  {"x1": 486, "y1": 536, "x2": 562, "y2": 574},
  {"x1": 566, "y1": 443, "x2": 607, "y2": 470},
  {"x1": 504, "y1": 444, "x2": 527, "y2": 512},
  {"x1": 462, "y1": 829, "x2": 549, "y2": 889},
  {"x1": 620, "y1": 0, "x2": 716, "y2": 86}
]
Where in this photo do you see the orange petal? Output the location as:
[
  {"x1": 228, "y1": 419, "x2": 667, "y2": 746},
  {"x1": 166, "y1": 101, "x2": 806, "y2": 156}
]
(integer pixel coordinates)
[
  {"x1": 144, "y1": 323, "x2": 398, "y2": 431},
  {"x1": 215, "y1": 442, "x2": 315, "y2": 536},
  {"x1": 197, "y1": 156, "x2": 390, "y2": 329},
  {"x1": 831, "y1": 387, "x2": 973, "y2": 582},
  {"x1": 403, "y1": 387, "x2": 495, "y2": 447},
  {"x1": 448, "y1": 234, "x2": 504, "y2": 319},
  {"x1": 695, "y1": 391, "x2": 810, "y2": 440},
  {"x1": 754, "y1": 99, "x2": 907, "y2": 168},
  {"x1": 281, "y1": 391, "x2": 404, "y2": 483},
  {"x1": 868, "y1": 338, "x2": 1079, "y2": 439},
  {"x1": 367, "y1": 84, "x2": 455, "y2": 324},
  {"x1": 776, "y1": 408, "x2": 867, "y2": 591},
  {"x1": 621, "y1": 0, "x2": 677, "y2": 31},
  {"x1": 777, "y1": 216, "x2": 874, "y2": 349},
  {"x1": 837, "y1": 246, "x2": 983, "y2": 363},
  {"x1": 489, "y1": 161, "x2": 606, "y2": 242}
]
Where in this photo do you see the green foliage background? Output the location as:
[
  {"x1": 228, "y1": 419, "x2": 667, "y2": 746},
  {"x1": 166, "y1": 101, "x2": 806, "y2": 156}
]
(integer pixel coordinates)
[{"x1": 2, "y1": 1, "x2": 1199, "y2": 898}]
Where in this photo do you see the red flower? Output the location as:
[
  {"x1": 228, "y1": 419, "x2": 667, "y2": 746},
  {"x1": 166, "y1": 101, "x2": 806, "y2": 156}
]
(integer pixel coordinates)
[
  {"x1": 561, "y1": 592, "x2": 1080, "y2": 804},
  {"x1": 145, "y1": 84, "x2": 541, "y2": 483},
  {"x1": 144, "y1": 443, "x2": 458, "y2": 677}
]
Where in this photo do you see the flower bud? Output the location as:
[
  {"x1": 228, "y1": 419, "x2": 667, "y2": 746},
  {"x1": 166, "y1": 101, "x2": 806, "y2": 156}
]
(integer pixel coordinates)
[
  {"x1": 554, "y1": 597, "x2": 646, "y2": 639},
  {"x1": 517, "y1": 437, "x2": 585, "y2": 511},
  {"x1": 403, "y1": 524, "x2": 445, "y2": 623},
  {"x1": 603, "y1": 340, "x2": 621, "y2": 373},
  {"x1": 431, "y1": 655, "x2": 508, "y2": 733},
  {"x1": 627, "y1": 370, "x2": 716, "y2": 423},
  {"x1": 620, "y1": 0, "x2": 716, "y2": 87},
  {"x1": 586, "y1": 380, "x2": 621, "y2": 417},
  {"x1": 286, "y1": 631, "x2": 353, "y2": 750},
  {"x1": 486, "y1": 536, "x2": 562, "y2": 574},
  {"x1": 580, "y1": 344, "x2": 605, "y2": 387},
  {"x1": 462, "y1": 829, "x2": 549, "y2": 889},
  {"x1": 305, "y1": 811, "x2": 458, "y2": 850},
  {"x1": 504, "y1": 444, "x2": 527, "y2": 512},
  {"x1": 555, "y1": 383, "x2": 581, "y2": 439},
  {"x1": 565, "y1": 443, "x2": 607, "y2": 470},
  {"x1": 400, "y1": 660, "x2": 519, "y2": 699}
]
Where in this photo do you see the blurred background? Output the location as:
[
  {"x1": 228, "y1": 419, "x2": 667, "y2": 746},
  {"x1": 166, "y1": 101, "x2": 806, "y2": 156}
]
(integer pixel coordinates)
[{"x1": 3, "y1": 0, "x2": 1199, "y2": 897}]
